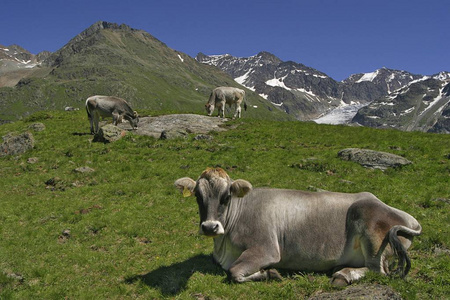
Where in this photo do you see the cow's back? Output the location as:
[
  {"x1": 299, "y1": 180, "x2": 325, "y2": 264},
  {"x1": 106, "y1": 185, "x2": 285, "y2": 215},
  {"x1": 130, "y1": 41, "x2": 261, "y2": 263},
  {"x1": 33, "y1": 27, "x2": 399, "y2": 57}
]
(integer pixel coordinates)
[
  {"x1": 220, "y1": 188, "x2": 377, "y2": 271},
  {"x1": 87, "y1": 95, "x2": 132, "y2": 116}
]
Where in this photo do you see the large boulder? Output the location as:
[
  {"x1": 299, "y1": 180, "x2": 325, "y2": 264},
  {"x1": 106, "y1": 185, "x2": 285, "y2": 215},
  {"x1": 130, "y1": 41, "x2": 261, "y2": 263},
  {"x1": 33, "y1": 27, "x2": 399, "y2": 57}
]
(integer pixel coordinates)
[
  {"x1": 93, "y1": 124, "x2": 127, "y2": 143},
  {"x1": 338, "y1": 148, "x2": 412, "y2": 170},
  {"x1": 0, "y1": 132, "x2": 35, "y2": 157},
  {"x1": 118, "y1": 114, "x2": 229, "y2": 139}
]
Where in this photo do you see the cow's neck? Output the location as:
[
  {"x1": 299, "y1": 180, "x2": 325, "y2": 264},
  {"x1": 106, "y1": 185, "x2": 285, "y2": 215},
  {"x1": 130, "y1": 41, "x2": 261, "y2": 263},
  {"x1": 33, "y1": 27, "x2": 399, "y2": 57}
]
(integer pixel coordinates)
[
  {"x1": 212, "y1": 197, "x2": 246, "y2": 270},
  {"x1": 222, "y1": 197, "x2": 245, "y2": 234}
]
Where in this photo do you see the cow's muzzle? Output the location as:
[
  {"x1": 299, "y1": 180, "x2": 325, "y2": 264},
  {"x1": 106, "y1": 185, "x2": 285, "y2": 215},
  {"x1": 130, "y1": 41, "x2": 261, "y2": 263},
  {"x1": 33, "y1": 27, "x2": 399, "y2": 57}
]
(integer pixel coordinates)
[{"x1": 200, "y1": 220, "x2": 224, "y2": 237}]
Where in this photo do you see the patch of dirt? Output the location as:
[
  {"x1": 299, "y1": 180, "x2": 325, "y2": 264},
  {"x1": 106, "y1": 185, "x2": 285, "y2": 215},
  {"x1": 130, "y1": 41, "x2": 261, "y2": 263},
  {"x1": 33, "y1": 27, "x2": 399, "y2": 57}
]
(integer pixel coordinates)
[{"x1": 309, "y1": 284, "x2": 402, "y2": 300}]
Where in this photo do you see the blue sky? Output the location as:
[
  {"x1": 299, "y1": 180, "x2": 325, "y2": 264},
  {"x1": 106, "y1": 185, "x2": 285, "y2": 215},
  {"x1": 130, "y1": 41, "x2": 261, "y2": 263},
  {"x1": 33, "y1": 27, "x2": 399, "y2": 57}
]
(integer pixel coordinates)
[{"x1": 1, "y1": 0, "x2": 448, "y2": 81}]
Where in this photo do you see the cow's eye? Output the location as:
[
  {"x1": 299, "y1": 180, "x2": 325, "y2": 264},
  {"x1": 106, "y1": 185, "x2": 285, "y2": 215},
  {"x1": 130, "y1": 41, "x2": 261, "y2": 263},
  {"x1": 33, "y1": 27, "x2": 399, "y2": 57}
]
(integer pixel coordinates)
[{"x1": 221, "y1": 194, "x2": 231, "y2": 205}]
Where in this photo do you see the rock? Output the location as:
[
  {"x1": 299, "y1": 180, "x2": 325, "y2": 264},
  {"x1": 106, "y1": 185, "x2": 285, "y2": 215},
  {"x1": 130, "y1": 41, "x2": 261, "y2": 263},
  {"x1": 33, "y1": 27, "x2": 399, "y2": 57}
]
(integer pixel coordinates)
[
  {"x1": 64, "y1": 106, "x2": 79, "y2": 111},
  {"x1": 119, "y1": 114, "x2": 228, "y2": 139},
  {"x1": 93, "y1": 124, "x2": 127, "y2": 143},
  {"x1": 28, "y1": 122, "x2": 46, "y2": 131},
  {"x1": 45, "y1": 177, "x2": 66, "y2": 191},
  {"x1": 338, "y1": 148, "x2": 412, "y2": 170},
  {"x1": 61, "y1": 229, "x2": 71, "y2": 237},
  {"x1": 160, "y1": 129, "x2": 188, "y2": 140},
  {"x1": 27, "y1": 157, "x2": 39, "y2": 164},
  {"x1": 194, "y1": 134, "x2": 213, "y2": 140},
  {"x1": 45, "y1": 177, "x2": 62, "y2": 186},
  {"x1": 309, "y1": 284, "x2": 402, "y2": 300},
  {"x1": 0, "y1": 132, "x2": 35, "y2": 157},
  {"x1": 74, "y1": 166, "x2": 95, "y2": 173}
]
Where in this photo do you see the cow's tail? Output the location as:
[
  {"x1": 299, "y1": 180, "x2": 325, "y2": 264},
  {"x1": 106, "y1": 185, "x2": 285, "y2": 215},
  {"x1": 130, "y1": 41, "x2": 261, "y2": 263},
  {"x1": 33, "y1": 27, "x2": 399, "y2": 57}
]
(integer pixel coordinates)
[
  {"x1": 387, "y1": 224, "x2": 422, "y2": 278},
  {"x1": 243, "y1": 91, "x2": 247, "y2": 111},
  {"x1": 85, "y1": 103, "x2": 92, "y2": 120}
]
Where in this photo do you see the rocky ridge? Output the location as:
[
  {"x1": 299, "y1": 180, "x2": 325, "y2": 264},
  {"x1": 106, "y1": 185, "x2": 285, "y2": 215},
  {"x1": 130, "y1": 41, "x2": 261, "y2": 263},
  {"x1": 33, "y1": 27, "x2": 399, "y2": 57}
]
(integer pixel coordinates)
[
  {"x1": 352, "y1": 74, "x2": 450, "y2": 133},
  {"x1": 197, "y1": 53, "x2": 450, "y2": 132},
  {"x1": 0, "y1": 44, "x2": 51, "y2": 87}
]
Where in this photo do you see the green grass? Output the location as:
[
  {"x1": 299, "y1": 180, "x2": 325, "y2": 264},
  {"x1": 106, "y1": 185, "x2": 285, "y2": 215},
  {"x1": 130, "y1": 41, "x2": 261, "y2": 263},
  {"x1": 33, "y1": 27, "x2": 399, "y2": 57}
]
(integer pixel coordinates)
[{"x1": 0, "y1": 110, "x2": 449, "y2": 299}]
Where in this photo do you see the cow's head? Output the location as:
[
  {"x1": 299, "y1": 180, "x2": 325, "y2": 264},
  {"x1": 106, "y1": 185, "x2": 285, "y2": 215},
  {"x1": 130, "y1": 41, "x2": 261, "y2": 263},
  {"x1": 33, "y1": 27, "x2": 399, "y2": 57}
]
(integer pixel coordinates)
[
  {"x1": 130, "y1": 111, "x2": 139, "y2": 129},
  {"x1": 175, "y1": 167, "x2": 252, "y2": 237},
  {"x1": 205, "y1": 103, "x2": 214, "y2": 116}
]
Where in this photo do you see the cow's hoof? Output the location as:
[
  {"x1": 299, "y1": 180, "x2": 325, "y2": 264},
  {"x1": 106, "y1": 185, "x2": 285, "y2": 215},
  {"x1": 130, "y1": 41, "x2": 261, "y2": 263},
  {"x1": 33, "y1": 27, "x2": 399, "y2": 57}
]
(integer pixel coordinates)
[
  {"x1": 267, "y1": 269, "x2": 282, "y2": 281},
  {"x1": 330, "y1": 275, "x2": 349, "y2": 287}
]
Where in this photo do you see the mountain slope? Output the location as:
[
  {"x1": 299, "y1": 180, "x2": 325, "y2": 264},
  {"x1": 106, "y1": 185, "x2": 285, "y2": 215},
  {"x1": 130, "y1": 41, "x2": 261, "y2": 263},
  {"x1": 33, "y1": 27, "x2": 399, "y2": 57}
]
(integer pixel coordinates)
[
  {"x1": 0, "y1": 22, "x2": 291, "y2": 122},
  {"x1": 0, "y1": 44, "x2": 51, "y2": 87},
  {"x1": 196, "y1": 53, "x2": 423, "y2": 121},
  {"x1": 352, "y1": 75, "x2": 450, "y2": 133},
  {"x1": 197, "y1": 52, "x2": 342, "y2": 120},
  {"x1": 197, "y1": 53, "x2": 450, "y2": 133}
]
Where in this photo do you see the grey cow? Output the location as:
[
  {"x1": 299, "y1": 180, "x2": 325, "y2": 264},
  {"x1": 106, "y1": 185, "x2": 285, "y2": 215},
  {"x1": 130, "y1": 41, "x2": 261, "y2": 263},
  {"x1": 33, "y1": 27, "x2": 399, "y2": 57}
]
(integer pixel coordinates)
[
  {"x1": 85, "y1": 95, "x2": 139, "y2": 134},
  {"x1": 205, "y1": 87, "x2": 246, "y2": 119},
  {"x1": 175, "y1": 167, "x2": 422, "y2": 285}
]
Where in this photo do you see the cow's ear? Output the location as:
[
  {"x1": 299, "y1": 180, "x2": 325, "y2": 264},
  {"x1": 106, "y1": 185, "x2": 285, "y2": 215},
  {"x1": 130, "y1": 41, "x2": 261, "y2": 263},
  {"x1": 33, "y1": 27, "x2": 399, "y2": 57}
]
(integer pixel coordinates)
[
  {"x1": 231, "y1": 179, "x2": 252, "y2": 198},
  {"x1": 174, "y1": 177, "x2": 196, "y2": 197}
]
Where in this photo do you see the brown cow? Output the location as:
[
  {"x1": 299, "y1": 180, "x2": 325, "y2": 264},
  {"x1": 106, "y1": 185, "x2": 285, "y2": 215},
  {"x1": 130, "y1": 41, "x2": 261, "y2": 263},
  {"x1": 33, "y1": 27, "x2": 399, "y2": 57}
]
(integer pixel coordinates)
[{"x1": 175, "y1": 167, "x2": 422, "y2": 284}]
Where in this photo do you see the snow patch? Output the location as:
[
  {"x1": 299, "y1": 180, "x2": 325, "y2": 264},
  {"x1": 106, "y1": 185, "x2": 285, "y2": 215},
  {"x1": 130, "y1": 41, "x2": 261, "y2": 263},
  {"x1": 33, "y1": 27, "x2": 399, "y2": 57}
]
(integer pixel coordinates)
[
  {"x1": 356, "y1": 70, "x2": 379, "y2": 83},
  {"x1": 177, "y1": 54, "x2": 184, "y2": 62},
  {"x1": 419, "y1": 87, "x2": 445, "y2": 116},
  {"x1": 401, "y1": 107, "x2": 415, "y2": 116},
  {"x1": 314, "y1": 103, "x2": 366, "y2": 125},
  {"x1": 296, "y1": 88, "x2": 316, "y2": 97},
  {"x1": 266, "y1": 76, "x2": 291, "y2": 90},
  {"x1": 235, "y1": 70, "x2": 251, "y2": 85},
  {"x1": 271, "y1": 102, "x2": 283, "y2": 107}
]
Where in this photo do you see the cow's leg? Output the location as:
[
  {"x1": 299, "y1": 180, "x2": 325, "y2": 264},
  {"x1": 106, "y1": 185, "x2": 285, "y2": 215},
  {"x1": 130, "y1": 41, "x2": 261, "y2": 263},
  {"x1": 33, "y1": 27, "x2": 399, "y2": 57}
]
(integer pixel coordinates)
[
  {"x1": 218, "y1": 105, "x2": 225, "y2": 118},
  {"x1": 233, "y1": 105, "x2": 241, "y2": 119},
  {"x1": 93, "y1": 113, "x2": 100, "y2": 134},
  {"x1": 89, "y1": 115, "x2": 94, "y2": 134},
  {"x1": 112, "y1": 112, "x2": 120, "y2": 125},
  {"x1": 331, "y1": 267, "x2": 369, "y2": 286},
  {"x1": 229, "y1": 247, "x2": 281, "y2": 283}
]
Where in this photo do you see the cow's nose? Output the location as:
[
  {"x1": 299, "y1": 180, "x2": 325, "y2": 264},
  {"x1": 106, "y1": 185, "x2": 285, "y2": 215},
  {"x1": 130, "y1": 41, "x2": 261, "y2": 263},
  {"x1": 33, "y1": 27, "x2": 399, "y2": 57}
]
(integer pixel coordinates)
[
  {"x1": 200, "y1": 221, "x2": 224, "y2": 236},
  {"x1": 202, "y1": 222, "x2": 218, "y2": 234}
]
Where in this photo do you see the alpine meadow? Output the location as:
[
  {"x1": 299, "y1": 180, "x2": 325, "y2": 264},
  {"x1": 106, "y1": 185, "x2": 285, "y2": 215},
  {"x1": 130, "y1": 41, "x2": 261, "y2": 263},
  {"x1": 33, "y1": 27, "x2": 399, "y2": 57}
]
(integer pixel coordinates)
[{"x1": 0, "y1": 21, "x2": 449, "y2": 299}]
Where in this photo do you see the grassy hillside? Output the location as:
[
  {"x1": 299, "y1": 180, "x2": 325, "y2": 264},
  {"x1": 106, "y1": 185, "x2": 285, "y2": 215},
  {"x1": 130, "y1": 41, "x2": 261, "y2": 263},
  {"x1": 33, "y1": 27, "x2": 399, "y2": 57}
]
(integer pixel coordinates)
[
  {"x1": 0, "y1": 110, "x2": 449, "y2": 299},
  {"x1": 0, "y1": 23, "x2": 291, "y2": 122}
]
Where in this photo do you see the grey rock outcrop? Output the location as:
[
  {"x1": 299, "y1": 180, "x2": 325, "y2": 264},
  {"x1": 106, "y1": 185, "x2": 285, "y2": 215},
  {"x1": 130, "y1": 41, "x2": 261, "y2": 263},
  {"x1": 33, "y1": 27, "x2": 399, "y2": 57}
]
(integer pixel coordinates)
[
  {"x1": 28, "y1": 122, "x2": 46, "y2": 132},
  {"x1": 0, "y1": 132, "x2": 35, "y2": 156},
  {"x1": 338, "y1": 148, "x2": 412, "y2": 170},
  {"x1": 118, "y1": 114, "x2": 228, "y2": 139},
  {"x1": 93, "y1": 124, "x2": 127, "y2": 143}
]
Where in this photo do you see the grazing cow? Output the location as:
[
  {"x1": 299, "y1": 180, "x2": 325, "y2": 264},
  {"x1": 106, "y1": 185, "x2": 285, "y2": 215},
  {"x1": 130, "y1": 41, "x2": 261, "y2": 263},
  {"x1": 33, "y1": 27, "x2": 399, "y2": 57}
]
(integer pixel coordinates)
[
  {"x1": 205, "y1": 87, "x2": 247, "y2": 119},
  {"x1": 85, "y1": 95, "x2": 139, "y2": 134},
  {"x1": 175, "y1": 167, "x2": 422, "y2": 285}
]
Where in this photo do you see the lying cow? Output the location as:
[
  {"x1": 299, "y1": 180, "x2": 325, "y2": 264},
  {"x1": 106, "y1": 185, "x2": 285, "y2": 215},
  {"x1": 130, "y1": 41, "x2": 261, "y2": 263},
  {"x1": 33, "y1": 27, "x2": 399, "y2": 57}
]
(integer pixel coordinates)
[
  {"x1": 175, "y1": 167, "x2": 422, "y2": 285},
  {"x1": 205, "y1": 86, "x2": 247, "y2": 119},
  {"x1": 85, "y1": 95, "x2": 139, "y2": 134}
]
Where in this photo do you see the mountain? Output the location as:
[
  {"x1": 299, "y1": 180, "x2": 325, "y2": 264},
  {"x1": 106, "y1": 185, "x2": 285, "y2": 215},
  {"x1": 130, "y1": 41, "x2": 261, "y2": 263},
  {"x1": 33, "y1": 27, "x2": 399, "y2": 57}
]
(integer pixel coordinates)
[
  {"x1": 196, "y1": 52, "x2": 342, "y2": 120},
  {"x1": 0, "y1": 21, "x2": 290, "y2": 122},
  {"x1": 0, "y1": 44, "x2": 51, "y2": 87},
  {"x1": 197, "y1": 53, "x2": 450, "y2": 133},
  {"x1": 352, "y1": 73, "x2": 450, "y2": 133},
  {"x1": 196, "y1": 53, "x2": 422, "y2": 121},
  {"x1": 1, "y1": 22, "x2": 449, "y2": 133},
  {"x1": 342, "y1": 68, "x2": 423, "y2": 94}
]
